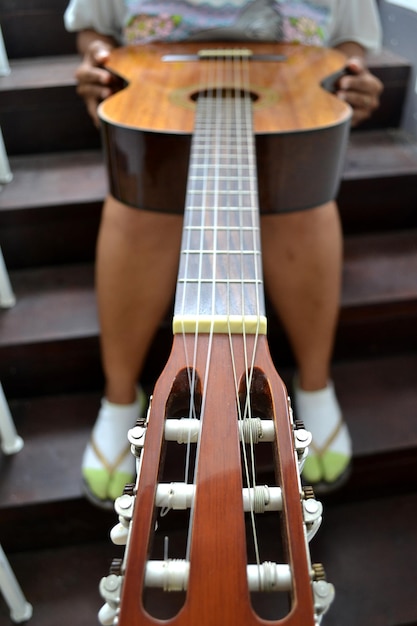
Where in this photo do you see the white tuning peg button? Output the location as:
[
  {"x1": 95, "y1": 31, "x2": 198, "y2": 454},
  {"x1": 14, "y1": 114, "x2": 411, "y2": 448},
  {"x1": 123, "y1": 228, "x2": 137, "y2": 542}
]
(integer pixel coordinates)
[
  {"x1": 110, "y1": 522, "x2": 129, "y2": 546},
  {"x1": 98, "y1": 603, "x2": 118, "y2": 626}
]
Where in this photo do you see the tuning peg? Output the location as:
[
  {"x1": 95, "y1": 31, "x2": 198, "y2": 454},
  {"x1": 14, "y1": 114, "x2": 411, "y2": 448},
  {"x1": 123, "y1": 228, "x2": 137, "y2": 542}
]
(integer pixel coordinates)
[
  {"x1": 110, "y1": 523, "x2": 129, "y2": 546},
  {"x1": 311, "y1": 564, "x2": 335, "y2": 622},
  {"x1": 99, "y1": 574, "x2": 122, "y2": 625},
  {"x1": 293, "y1": 421, "x2": 312, "y2": 471},
  {"x1": 98, "y1": 602, "x2": 118, "y2": 626},
  {"x1": 302, "y1": 497, "x2": 323, "y2": 542},
  {"x1": 110, "y1": 494, "x2": 135, "y2": 545},
  {"x1": 127, "y1": 424, "x2": 146, "y2": 457}
]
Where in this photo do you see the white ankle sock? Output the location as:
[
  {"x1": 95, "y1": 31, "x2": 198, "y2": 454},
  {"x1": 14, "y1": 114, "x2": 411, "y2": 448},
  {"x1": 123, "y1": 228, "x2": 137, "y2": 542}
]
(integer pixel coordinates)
[
  {"x1": 82, "y1": 388, "x2": 146, "y2": 503},
  {"x1": 293, "y1": 380, "x2": 352, "y2": 484}
]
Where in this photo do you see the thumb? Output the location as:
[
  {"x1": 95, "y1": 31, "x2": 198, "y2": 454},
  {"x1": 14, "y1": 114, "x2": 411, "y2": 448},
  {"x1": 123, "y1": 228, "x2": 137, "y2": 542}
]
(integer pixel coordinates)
[{"x1": 90, "y1": 40, "x2": 112, "y2": 65}]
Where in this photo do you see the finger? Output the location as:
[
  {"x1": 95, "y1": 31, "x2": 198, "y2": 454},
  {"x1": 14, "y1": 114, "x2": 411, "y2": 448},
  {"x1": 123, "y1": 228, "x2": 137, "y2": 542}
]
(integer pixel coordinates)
[
  {"x1": 75, "y1": 63, "x2": 112, "y2": 87},
  {"x1": 76, "y1": 81, "x2": 112, "y2": 102},
  {"x1": 86, "y1": 97, "x2": 101, "y2": 128},
  {"x1": 340, "y1": 73, "x2": 383, "y2": 98},
  {"x1": 338, "y1": 89, "x2": 379, "y2": 115},
  {"x1": 344, "y1": 56, "x2": 365, "y2": 75}
]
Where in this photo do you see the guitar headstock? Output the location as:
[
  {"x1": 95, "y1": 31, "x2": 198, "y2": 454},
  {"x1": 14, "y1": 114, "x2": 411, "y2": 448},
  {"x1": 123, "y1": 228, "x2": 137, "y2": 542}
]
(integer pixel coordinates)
[{"x1": 98, "y1": 335, "x2": 335, "y2": 626}]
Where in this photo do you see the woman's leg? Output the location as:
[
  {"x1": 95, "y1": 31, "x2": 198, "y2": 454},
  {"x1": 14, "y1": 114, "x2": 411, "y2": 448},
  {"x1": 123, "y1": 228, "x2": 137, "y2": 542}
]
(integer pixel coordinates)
[
  {"x1": 261, "y1": 201, "x2": 342, "y2": 391},
  {"x1": 261, "y1": 201, "x2": 351, "y2": 489},
  {"x1": 96, "y1": 196, "x2": 183, "y2": 403},
  {"x1": 83, "y1": 196, "x2": 183, "y2": 505}
]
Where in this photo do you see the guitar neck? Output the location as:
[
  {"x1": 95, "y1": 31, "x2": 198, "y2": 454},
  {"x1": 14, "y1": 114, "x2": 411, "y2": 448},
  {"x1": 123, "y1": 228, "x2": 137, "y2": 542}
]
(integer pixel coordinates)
[{"x1": 173, "y1": 92, "x2": 267, "y2": 336}]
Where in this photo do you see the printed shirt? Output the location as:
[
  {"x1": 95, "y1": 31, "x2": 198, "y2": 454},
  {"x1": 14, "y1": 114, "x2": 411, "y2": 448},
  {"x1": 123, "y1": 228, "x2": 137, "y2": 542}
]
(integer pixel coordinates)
[
  {"x1": 64, "y1": 0, "x2": 382, "y2": 53},
  {"x1": 123, "y1": 1, "x2": 331, "y2": 47}
]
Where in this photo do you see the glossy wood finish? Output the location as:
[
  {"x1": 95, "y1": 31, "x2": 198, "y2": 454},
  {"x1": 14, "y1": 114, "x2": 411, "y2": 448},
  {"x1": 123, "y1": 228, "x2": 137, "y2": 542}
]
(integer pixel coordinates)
[{"x1": 99, "y1": 42, "x2": 351, "y2": 213}]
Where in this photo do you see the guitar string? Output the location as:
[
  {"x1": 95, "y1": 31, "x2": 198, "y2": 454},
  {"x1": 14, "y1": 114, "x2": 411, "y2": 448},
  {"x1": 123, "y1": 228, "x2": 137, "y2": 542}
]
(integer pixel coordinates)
[
  {"x1": 226, "y1": 52, "x2": 264, "y2": 571},
  {"x1": 178, "y1": 51, "x2": 264, "y2": 569},
  {"x1": 183, "y1": 54, "x2": 219, "y2": 563},
  {"x1": 177, "y1": 56, "x2": 216, "y2": 489}
]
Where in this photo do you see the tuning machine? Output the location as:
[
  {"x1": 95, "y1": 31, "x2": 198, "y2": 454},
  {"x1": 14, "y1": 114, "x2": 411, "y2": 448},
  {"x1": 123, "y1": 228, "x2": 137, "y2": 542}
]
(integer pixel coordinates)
[
  {"x1": 302, "y1": 486, "x2": 323, "y2": 541},
  {"x1": 311, "y1": 563, "x2": 335, "y2": 624},
  {"x1": 98, "y1": 564, "x2": 123, "y2": 626}
]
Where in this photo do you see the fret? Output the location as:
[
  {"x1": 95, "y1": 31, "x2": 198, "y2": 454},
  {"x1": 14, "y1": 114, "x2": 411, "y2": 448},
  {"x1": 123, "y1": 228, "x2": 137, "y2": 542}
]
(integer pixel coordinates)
[
  {"x1": 177, "y1": 277, "x2": 263, "y2": 284},
  {"x1": 184, "y1": 212, "x2": 260, "y2": 228},
  {"x1": 189, "y1": 160, "x2": 255, "y2": 170},
  {"x1": 188, "y1": 172, "x2": 255, "y2": 181},
  {"x1": 177, "y1": 255, "x2": 262, "y2": 281},
  {"x1": 179, "y1": 248, "x2": 260, "y2": 251}
]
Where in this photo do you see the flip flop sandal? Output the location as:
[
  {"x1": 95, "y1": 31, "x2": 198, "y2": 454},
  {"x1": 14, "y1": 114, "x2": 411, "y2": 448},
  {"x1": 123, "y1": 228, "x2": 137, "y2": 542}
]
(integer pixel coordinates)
[
  {"x1": 82, "y1": 438, "x2": 134, "y2": 510},
  {"x1": 303, "y1": 418, "x2": 352, "y2": 494}
]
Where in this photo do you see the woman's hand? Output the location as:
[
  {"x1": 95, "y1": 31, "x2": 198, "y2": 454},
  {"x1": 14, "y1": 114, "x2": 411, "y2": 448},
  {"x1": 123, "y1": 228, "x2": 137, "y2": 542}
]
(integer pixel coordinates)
[
  {"x1": 336, "y1": 57, "x2": 383, "y2": 127},
  {"x1": 75, "y1": 37, "x2": 117, "y2": 127}
]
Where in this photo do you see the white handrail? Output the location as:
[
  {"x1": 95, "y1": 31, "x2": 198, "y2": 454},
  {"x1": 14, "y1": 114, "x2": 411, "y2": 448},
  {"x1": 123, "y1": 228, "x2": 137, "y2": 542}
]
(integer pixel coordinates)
[{"x1": 0, "y1": 544, "x2": 33, "y2": 622}]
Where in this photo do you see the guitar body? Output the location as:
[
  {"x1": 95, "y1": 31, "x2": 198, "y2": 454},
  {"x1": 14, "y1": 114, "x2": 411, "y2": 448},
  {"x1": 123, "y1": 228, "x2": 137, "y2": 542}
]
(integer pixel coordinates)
[
  {"x1": 97, "y1": 43, "x2": 343, "y2": 626},
  {"x1": 99, "y1": 42, "x2": 351, "y2": 213}
]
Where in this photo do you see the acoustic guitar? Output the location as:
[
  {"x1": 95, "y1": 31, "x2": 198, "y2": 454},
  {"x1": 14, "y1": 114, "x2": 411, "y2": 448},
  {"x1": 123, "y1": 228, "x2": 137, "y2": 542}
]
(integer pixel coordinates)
[{"x1": 97, "y1": 42, "x2": 351, "y2": 626}]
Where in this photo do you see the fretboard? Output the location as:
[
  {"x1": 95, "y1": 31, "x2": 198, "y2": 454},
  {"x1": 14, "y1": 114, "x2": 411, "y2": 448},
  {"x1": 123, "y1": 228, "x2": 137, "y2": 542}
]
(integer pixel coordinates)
[{"x1": 173, "y1": 91, "x2": 267, "y2": 335}]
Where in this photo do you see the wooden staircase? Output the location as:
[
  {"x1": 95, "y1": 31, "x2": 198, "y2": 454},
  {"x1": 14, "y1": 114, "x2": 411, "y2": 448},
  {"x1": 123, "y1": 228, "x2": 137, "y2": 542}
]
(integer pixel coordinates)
[{"x1": 0, "y1": 2, "x2": 416, "y2": 625}]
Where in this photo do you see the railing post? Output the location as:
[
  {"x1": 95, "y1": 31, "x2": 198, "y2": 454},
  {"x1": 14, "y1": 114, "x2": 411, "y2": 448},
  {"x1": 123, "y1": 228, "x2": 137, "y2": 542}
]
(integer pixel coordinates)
[
  {"x1": 0, "y1": 544, "x2": 33, "y2": 623},
  {"x1": 0, "y1": 25, "x2": 12, "y2": 187},
  {"x1": 0, "y1": 246, "x2": 16, "y2": 308},
  {"x1": 0, "y1": 24, "x2": 10, "y2": 77}
]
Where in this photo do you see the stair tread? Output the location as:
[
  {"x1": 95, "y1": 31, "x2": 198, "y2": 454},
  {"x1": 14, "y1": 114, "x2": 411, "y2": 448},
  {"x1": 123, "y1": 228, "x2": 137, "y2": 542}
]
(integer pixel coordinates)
[
  {"x1": 2, "y1": 129, "x2": 417, "y2": 214},
  {"x1": 342, "y1": 229, "x2": 417, "y2": 307},
  {"x1": 345, "y1": 128, "x2": 417, "y2": 179},
  {"x1": 0, "y1": 392, "x2": 100, "y2": 507},
  {"x1": 0, "y1": 264, "x2": 97, "y2": 346},
  {"x1": 0, "y1": 351, "x2": 415, "y2": 510},
  {"x1": 0, "y1": 150, "x2": 106, "y2": 210},
  {"x1": 0, "y1": 55, "x2": 78, "y2": 91},
  {"x1": 3, "y1": 490, "x2": 417, "y2": 626}
]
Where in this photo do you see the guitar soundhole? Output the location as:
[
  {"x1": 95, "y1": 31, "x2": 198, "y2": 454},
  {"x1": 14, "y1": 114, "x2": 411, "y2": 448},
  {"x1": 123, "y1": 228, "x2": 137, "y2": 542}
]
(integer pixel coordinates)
[{"x1": 240, "y1": 368, "x2": 292, "y2": 619}]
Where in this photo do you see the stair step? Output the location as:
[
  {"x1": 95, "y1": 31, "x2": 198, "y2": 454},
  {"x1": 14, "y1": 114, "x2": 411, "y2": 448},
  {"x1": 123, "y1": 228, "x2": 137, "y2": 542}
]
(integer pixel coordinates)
[
  {"x1": 343, "y1": 230, "x2": 417, "y2": 308},
  {"x1": 0, "y1": 0, "x2": 75, "y2": 59},
  {"x1": 0, "y1": 264, "x2": 97, "y2": 346},
  {"x1": 363, "y1": 48, "x2": 412, "y2": 129},
  {"x1": 0, "y1": 150, "x2": 104, "y2": 268},
  {"x1": 3, "y1": 489, "x2": 417, "y2": 626},
  {"x1": 0, "y1": 350, "x2": 416, "y2": 553},
  {"x1": 0, "y1": 391, "x2": 115, "y2": 552},
  {"x1": 339, "y1": 129, "x2": 417, "y2": 233},
  {"x1": 0, "y1": 264, "x2": 104, "y2": 397},
  {"x1": 0, "y1": 56, "x2": 98, "y2": 155}
]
